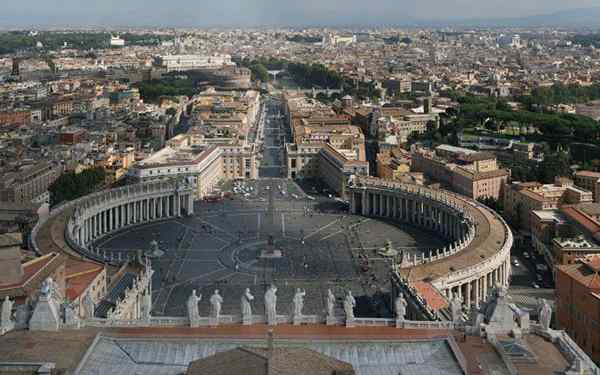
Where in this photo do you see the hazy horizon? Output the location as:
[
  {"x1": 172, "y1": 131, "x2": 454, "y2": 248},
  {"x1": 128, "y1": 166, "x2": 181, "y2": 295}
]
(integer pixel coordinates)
[{"x1": 1, "y1": 0, "x2": 600, "y2": 28}]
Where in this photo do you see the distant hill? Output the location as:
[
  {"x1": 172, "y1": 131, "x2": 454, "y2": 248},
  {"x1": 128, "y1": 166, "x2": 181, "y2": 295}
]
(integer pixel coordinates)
[{"x1": 413, "y1": 7, "x2": 600, "y2": 29}]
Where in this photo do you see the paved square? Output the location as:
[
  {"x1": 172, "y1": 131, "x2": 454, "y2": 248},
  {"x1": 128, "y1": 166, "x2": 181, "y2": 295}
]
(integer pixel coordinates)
[{"x1": 98, "y1": 183, "x2": 446, "y2": 318}]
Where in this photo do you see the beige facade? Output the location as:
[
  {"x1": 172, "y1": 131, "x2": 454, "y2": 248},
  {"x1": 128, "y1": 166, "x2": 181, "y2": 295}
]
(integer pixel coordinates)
[
  {"x1": 221, "y1": 145, "x2": 259, "y2": 180},
  {"x1": 129, "y1": 138, "x2": 258, "y2": 200},
  {"x1": 574, "y1": 170, "x2": 600, "y2": 203},
  {"x1": 504, "y1": 179, "x2": 593, "y2": 232},
  {"x1": 411, "y1": 146, "x2": 509, "y2": 201},
  {"x1": 319, "y1": 144, "x2": 369, "y2": 197},
  {"x1": 285, "y1": 143, "x2": 322, "y2": 179},
  {"x1": 0, "y1": 161, "x2": 63, "y2": 204}
]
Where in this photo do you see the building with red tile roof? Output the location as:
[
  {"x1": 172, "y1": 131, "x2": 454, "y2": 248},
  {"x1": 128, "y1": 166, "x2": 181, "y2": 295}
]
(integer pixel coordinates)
[
  {"x1": 65, "y1": 258, "x2": 107, "y2": 318},
  {"x1": 0, "y1": 252, "x2": 66, "y2": 304},
  {"x1": 556, "y1": 256, "x2": 600, "y2": 364}
]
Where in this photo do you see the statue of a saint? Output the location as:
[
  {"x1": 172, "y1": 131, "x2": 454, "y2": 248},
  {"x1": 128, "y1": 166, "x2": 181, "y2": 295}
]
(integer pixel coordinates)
[
  {"x1": 82, "y1": 292, "x2": 95, "y2": 318},
  {"x1": 241, "y1": 288, "x2": 254, "y2": 320},
  {"x1": 326, "y1": 289, "x2": 336, "y2": 317},
  {"x1": 293, "y1": 288, "x2": 306, "y2": 317},
  {"x1": 450, "y1": 293, "x2": 463, "y2": 323},
  {"x1": 140, "y1": 291, "x2": 152, "y2": 320},
  {"x1": 210, "y1": 290, "x2": 223, "y2": 319},
  {"x1": 539, "y1": 298, "x2": 552, "y2": 331},
  {"x1": 1, "y1": 296, "x2": 14, "y2": 327},
  {"x1": 187, "y1": 290, "x2": 202, "y2": 322},
  {"x1": 264, "y1": 285, "x2": 278, "y2": 325},
  {"x1": 395, "y1": 293, "x2": 407, "y2": 321},
  {"x1": 63, "y1": 302, "x2": 80, "y2": 326},
  {"x1": 41, "y1": 277, "x2": 54, "y2": 297},
  {"x1": 344, "y1": 291, "x2": 356, "y2": 320}
]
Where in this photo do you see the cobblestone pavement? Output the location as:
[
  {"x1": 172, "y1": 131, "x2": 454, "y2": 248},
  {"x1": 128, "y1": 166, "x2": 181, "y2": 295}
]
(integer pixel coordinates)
[{"x1": 98, "y1": 192, "x2": 447, "y2": 318}]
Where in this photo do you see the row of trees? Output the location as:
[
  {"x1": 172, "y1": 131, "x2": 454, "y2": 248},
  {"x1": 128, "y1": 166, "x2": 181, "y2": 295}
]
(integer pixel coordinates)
[
  {"x1": 240, "y1": 57, "x2": 382, "y2": 101},
  {"x1": 570, "y1": 34, "x2": 600, "y2": 48},
  {"x1": 517, "y1": 83, "x2": 600, "y2": 109},
  {"x1": 508, "y1": 152, "x2": 572, "y2": 183},
  {"x1": 49, "y1": 167, "x2": 106, "y2": 207},
  {"x1": 0, "y1": 31, "x2": 173, "y2": 54},
  {"x1": 134, "y1": 78, "x2": 196, "y2": 102},
  {"x1": 454, "y1": 94, "x2": 600, "y2": 142},
  {"x1": 286, "y1": 34, "x2": 322, "y2": 44},
  {"x1": 286, "y1": 62, "x2": 344, "y2": 89}
]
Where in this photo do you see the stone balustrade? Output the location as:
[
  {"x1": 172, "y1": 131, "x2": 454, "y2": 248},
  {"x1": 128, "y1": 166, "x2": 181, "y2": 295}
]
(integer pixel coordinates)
[{"x1": 80, "y1": 314, "x2": 458, "y2": 330}]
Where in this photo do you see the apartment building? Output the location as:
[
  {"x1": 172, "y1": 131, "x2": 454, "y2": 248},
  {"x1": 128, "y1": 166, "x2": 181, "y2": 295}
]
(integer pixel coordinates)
[
  {"x1": 411, "y1": 145, "x2": 509, "y2": 201},
  {"x1": 556, "y1": 256, "x2": 600, "y2": 365},
  {"x1": 504, "y1": 178, "x2": 593, "y2": 232},
  {"x1": 574, "y1": 170, "x2": 600, "y2": 203},
  {"x1": 0, "y1": 161, "x2": 63, "y2": 204}
]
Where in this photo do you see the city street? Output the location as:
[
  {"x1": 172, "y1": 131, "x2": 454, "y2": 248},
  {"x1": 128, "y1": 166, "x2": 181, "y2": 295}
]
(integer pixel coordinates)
[
  {"x1": 259, "y1": 97, "x2": 287, "y2": 178},
  {"x1": 508, "y1": 243, "x2": 555, "y2": 315}
]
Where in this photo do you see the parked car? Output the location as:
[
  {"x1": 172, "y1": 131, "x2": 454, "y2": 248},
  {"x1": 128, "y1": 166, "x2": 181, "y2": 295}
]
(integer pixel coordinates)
[
  {"x1": 531, "y1": 282, "x2": 540, "y2": 289},
  {"x1": 512, "y1": 259, "x2": 520, "y2": 267},
  {"x1": 523, "y1": 252, "x2": 530, "y2": 259}
]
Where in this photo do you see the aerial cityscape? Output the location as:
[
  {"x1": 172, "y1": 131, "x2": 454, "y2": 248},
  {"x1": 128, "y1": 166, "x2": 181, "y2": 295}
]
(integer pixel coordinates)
[{"x1": 3, "y1": 1, "x2": 600, "y2": 374}]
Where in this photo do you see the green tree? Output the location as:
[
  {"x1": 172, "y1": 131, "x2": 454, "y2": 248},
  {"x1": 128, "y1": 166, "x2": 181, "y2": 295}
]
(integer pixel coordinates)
[
  {"x1": 538, "y1": 152, "x2": 571, "y2": 183},
  {"x1": 49, "y1": 167, "x2": 106, "y2": 207}
]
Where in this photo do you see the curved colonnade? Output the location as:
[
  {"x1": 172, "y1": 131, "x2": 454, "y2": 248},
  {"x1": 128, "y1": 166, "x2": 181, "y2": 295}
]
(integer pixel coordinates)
[
  {"x1": 32, "y1": 175, "x2": 511, "y2": 311},
  {"x1": 349, "y1": 177, "x2": 513, "y2": 308},
  {"x1": 31, "y1": 179, "x2": 195, "y2": 264}
]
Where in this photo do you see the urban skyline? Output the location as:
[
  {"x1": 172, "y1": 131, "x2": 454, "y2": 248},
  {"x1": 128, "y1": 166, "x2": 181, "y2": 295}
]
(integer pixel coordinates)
[{"x1": 2, "y1": 4, "x2": 600, "y2": 374}]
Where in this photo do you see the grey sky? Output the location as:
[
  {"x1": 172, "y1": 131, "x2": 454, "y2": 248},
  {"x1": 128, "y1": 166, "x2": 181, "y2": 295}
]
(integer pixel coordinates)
[{"x1": 1, "y1": 0, "x2": 599, "y2": 28}]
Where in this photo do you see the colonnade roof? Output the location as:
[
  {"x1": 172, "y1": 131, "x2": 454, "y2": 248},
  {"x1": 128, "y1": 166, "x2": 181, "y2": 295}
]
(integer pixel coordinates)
[{"x1": 397, "y1": 199, "x2": 505, "y2": 282}]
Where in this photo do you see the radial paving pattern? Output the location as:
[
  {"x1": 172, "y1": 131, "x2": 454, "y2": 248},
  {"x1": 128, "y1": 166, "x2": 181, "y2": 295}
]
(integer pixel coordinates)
[{"x1": 97, "y1": 184, "x2": 447, "y2": 318}]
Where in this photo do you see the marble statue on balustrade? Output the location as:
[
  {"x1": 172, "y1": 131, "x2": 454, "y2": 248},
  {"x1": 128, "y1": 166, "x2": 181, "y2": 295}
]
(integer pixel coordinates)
[
  {"x1": 450, "y1": 293, "x2": 463, "y2": 324},
  {"x1": 395, "y1": 293, "x2": 407, "y2": 321},
  {"x1": 82, "y1": 292, "x2": 95, "y2": 319},
  {"x1": 468, "y1": 304, "x2": 485, "y2": 336},
  {"x1": 478, "y1": 283, "x2": 520, "y2": 336},
  {"x1": 265, "y1": 285, "x2": 278, "y2": 325},
  {"x1": 187, "y1": 290, "x2": 202, "y2": 327},
  {"x1": 293, "y1": 288, "x2": 306, "y2": 318},
  {"x1": 140, "y1": 291, "x2": 152, "y2": 321},
  {"x1": 1, "y1": 296, "x2": 15, "y2": 334},
  {"x1": 63, "y1": 302, "x2": 80, "y2": 328},
  {"x1": 538, "y1": 298, "x2": 552, "y2": 332},
  {"x1": 241, "y1": 288, "x2": 254, "y2": 324},
  {"x1": 210, "y1": 290, "x2": 223, "y2": 324},
  {"x1": 29, "y1": 277, "x2": 61, "y2": 331},
  {"x1": 326, "y1": 289, "x2": 336, "y2": 318},
  {"x1": 344, "y1": 291, "x2": 356, "y2": 324},
  {"x1": 14, "y1": 304, "x2": 29, "y2": 330}
]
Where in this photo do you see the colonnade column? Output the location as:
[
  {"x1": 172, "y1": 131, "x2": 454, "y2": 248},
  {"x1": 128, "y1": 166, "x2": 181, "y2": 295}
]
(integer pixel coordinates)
[
  {"x1": 466, "y1": 282, "x2": 472, "y2": 307},
  {"x1": 188, "y1": 193, "x2": 194, "y2": 215},
  {"x1": 482, "y1": 272, "x2": 488, "y2": 301}
]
